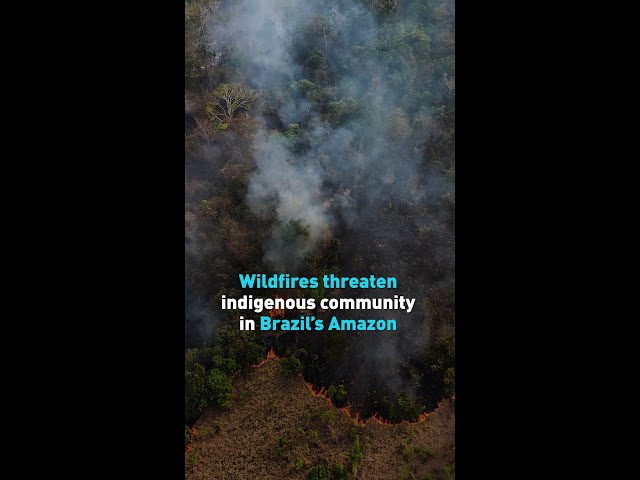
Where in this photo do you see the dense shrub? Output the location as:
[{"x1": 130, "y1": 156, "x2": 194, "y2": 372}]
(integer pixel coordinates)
[
  {"x1": 389, "y1": 393, "x2": 420, "y2": 422},
  {"x1": 307, "y1": 464, "x2": 331, "y2": 480},
  {"x1": 280, "y1": 357, "x2": 304, "y2": 376},
  {"x1": 328, "y1": 384, "x2": 347, "y2": 407}
]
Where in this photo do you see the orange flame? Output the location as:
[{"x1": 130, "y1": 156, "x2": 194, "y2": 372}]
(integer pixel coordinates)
[
  {"x1": 369, "y1": 412, "x2": 393, "y2": 426},
  {"x1": 251, "y1": 348, "x2": 454, "y2": 427},
  {"x1": 304, "y1": 382, "x2": 402, "y2": 427},
  {"x1": 185, "y1": 427, "x2": 196, "y2": 454},
  {"x1": 268, "y1": 295, "x2": 286, "y2": 319},
  {"x1": 253, "y1": 348, "x2": 279, "y2": 368},
  {"x1": 269, "y1": 307, "x2": 285, "y2": 319}
]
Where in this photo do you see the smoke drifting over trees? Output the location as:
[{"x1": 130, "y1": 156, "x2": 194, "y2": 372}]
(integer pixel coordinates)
[{"x1": 186, "y1": 0, "x2": 454, "y2": 422}]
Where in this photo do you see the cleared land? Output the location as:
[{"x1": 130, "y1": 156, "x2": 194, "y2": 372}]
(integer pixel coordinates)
[{"x1": 186, "y1": 356, "x2": 455, "y2": 480}]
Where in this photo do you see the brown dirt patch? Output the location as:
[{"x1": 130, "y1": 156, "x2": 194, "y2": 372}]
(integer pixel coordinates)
[{"x1": 186, "y1": 357, "x2": 455, "y2": 480}]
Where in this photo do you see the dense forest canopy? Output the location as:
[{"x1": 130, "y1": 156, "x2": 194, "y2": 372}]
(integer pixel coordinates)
[{"x1": 185, "y1": 0, "x2": 454, "y2": 426}]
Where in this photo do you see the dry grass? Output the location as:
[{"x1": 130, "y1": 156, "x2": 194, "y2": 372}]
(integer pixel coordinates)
[{"x1": 186, "y1": 357, "x2": 455, "y2": 480}]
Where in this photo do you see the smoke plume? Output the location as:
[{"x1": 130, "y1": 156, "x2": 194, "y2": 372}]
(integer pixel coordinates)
[{"x1": 189, "y1": 0, "x2": 455, "y2": 411}]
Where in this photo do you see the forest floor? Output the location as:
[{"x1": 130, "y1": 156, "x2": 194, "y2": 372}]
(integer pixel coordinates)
[{"x1": 186, "y1": 356, "x2": 455, "y2": 480}]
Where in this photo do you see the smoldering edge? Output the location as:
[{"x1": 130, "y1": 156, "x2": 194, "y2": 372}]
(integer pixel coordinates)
[{"x1": 257, "y1": 316, "x2": 397, "y2": 331}]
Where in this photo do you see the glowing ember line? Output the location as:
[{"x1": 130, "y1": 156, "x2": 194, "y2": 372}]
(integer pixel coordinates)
[
  {"x1": 251, "y1": 348, "x2": 453, "y2": 427},
  {"x1": 303, "y1": 380, "x2": 437, "y2": 427},
  {"x1": 252, "y1": 348, "x2": 279, "y2": 368}
]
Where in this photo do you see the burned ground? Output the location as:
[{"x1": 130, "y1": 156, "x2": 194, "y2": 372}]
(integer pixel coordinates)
[
  {"x1": 187, "y1": 355, "x2": 455, "y2": 480},
  {"x1": 184, "y1": 0, "x2": 455, "y2": 470}
]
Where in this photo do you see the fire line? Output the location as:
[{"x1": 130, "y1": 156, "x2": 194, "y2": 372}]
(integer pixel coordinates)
[{"x1": 252, "y1": 348, "x2": 450, "y2": 427}]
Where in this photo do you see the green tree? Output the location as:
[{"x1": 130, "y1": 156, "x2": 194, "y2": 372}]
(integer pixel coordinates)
[
  {"x1": 185, "y1": 425, "x2": 192, "y2": 448},
  {"x1": 308, "y1": 15, "x2": 337, "y2": 53},
  {"x1": 213, "y1": 324, "x2": 265, "y2": 374},
  {"x1": 288, "y1": 79, "x2": 323, "y2": 103},
  {"x1": 331, "y1": 463, "x2": 351, "y2": 480},
  {"x1": 307, "y1": 464, "x2": 331, "y2": 480},
  {"x1": 190, "y1": 363, "x2": 209, "y2": 408},
  {"x1": 443, "y1": 367, "x2": 455, "y2": 396},
  {"x1": 389, "y1": 392, "x2": 420, "y2": 422},
  {"x1": 185, "y1": 0, "x2": 219, "y2": 88},
  {"x1": 350, "y1": 435, "x2": 365, "y2": 475},
  {"x1": 280, "y1": 357, "x2": 304, "y2": 376},
  {"x1": 185, "y1": 363, "x2": 209, "y2": 423},
  {"x1": 328, "y1": 384, "x2": 347, "y2": 407},
  {"x1": 281, "y1": 219, "x2": 310, "y2": 245},
  {"x1": 326, "y1": 98, "x2": 363, "y2": 126},
  {"x1": 206, "y1": 368, "x2": 233, "y2": 409}
]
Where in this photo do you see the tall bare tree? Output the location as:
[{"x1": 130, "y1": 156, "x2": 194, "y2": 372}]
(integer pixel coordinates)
[{"x1": 205, "y1": 83, "x2": 256, "y2": 122}]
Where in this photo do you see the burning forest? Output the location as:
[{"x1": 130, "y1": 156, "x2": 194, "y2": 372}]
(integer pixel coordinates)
[
  {"x1": 186, "y1": 351, "x2": 455, "y2": 479},
  {"x1": 185, "y1": 0, "x2": 454, "y2": 476}
]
